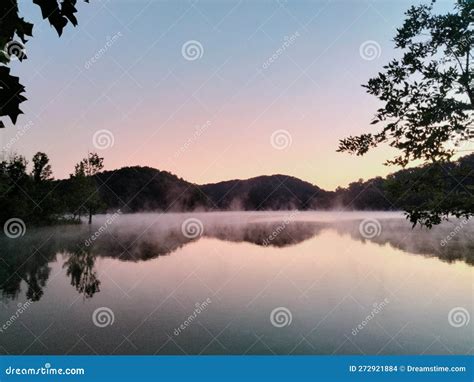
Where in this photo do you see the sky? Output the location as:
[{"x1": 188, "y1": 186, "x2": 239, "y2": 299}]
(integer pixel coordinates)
[{"x1": 0, "y1": 0, "x2": 456, "y2": 190}]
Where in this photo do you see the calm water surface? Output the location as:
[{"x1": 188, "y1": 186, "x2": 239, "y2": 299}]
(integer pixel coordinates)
[{"x1": 0, "y1": 212, "x2": 472, "y2": 355}]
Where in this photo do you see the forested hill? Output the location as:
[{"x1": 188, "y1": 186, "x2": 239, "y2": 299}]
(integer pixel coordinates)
[
  {"x1": 200, "y1": 175, "x2": 328, "y2": 210},
  {"x1": 94, "y1": 166, "x2": 207, "y2": 212},
  {"x1": 92, "y1": 154, "x2": 473, "y2": 213},
  {"x1": 94, "y1": 168, "x2": 332, "y2": 212}
]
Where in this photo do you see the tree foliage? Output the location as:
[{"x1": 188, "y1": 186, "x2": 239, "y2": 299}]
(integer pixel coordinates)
[
  {"x1": 338, "y1": 0, "x2": 473, "y2": 225},
  {"x1": 32, "y1": 151, "x2": 52, "y2": 182},
  {"x1": 0, "y1": 0, "x2": 89, "y2": 127},
  {"x1": 339, "y1": 0, "x2": 473, "y2": 165},
  {"x1": 0, "y1": 151, "x2": 104, "y2": 226},
  {"x1": 70, "y1": 153, "x2": 104, "y2": 224}
]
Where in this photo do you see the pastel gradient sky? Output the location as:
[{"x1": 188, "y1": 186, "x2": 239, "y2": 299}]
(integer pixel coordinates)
[{"x1": 0, "y1": 0, "x2": 454, "y2": 190}]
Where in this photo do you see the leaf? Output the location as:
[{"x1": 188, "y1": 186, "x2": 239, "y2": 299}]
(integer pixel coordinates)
[{"x1": 0, "y1": 66, "x2": 27, "y2": 126}]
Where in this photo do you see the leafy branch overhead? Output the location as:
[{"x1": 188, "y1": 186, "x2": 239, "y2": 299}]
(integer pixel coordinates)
[
  {"x1": 0, "y1": 0, "x2": 89, "y2": 128},
  {"x1": 338, "y1": 0, "x2": 473, "y2": 227},
  {"x1": 339, "y1": 0, "x2": 473, "y2": 167}
]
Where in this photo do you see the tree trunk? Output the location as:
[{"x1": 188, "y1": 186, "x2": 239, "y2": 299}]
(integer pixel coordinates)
[{"x1": 88, "y1": 209, "x2": 92, "y2": 224}]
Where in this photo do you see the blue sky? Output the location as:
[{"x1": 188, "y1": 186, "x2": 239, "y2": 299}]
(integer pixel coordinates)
[{"x1": 1, "y1": 0, "x2": 455, "y2": 189}]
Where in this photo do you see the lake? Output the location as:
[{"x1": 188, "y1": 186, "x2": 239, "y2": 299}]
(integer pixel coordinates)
[{"x1": 0, "y1": 211, "x2": 472, "y2": 355}]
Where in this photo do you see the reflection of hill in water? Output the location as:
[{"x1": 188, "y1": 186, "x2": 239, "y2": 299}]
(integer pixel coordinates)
[
  {"x1": 1, "y1": 217, "x2": 472, "y2": 302},
  {"x1": 209, "y1": 222, "x2": 324, "y2": 247},
  {"x1": 331, "y1": 219, "x2": 474, "y2": 266}
]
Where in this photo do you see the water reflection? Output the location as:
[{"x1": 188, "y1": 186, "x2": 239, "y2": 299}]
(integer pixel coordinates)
[
  {"x1": 64, "y1": 247, "x2": 101, "y2": 299},
  {"x1": 0, "y1": 214, "x2": 472, "y2": 303}
]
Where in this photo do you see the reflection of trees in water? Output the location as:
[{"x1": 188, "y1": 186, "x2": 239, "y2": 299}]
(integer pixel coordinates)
[
  {"x1": 0, "y1": 261, "x2": 50, "y2": 302},
  {"x1": 0, "y1": 234, "x2": 54, "y2": 302},
  {"x1": 0, "y1": 226, "x2": 192, "y2": 303},
  {"x1": 210, "y1": 222, "x2": 324, "y2": 247},
  {"x1": 1, "y1": 218, "x2": 472, "y2": 302},
  {"x1": 63, "y1": 248, "x2": 100, "y2": 299},
  {"x1": 0, "y1": 226, "x2": 95, "y2": 303},
  {"x1": 331, "y1": 219, "x2": 474, "y2": 266}
]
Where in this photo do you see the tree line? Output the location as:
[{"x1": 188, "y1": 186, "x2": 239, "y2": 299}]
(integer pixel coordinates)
[
  {"x1": 0, "y1": 152, "x2": 104, "y2": 226},
  {"x1": 1, "y1": 151, "x2": 472, "y2": 229}
]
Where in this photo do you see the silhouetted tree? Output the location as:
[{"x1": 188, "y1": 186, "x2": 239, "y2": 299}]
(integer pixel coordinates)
[
  {"x1": 0, "y1": 0, "x2": 89, "y2": 127},
  {"x1": 338, "y1": 0, "x2": 473, "y2": 226},
  {"x1": 31, "y1": 152, "x2": 52, "y2": 182},
  {"x1": 3, "y1": 153, "x2": 28, "y2": 183},
  {"x1": 0, "y1": 153, "x2": 30, "y2": 225},
  {"x1": 70, "y1": 153, "x2": 104, "y2": 224},
  {"x1": 0, "y1": 150, "x2": 105, "y2": 226}
]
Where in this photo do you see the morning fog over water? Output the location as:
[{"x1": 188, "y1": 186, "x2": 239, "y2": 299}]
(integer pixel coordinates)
[{"x1": 0, "y1": 212, "x2": 472, "y2": 355}]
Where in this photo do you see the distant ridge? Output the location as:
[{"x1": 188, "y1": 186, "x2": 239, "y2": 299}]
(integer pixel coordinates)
[
  {"x1": 201, "y1": 174, "x2": 327, "y2": 210},
  {"x1": 83, "y1": 154, "x2": 473, "y2": 213},
  {"x1": 94, "y1": 168, "x2": 331, "y2": 212}
]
